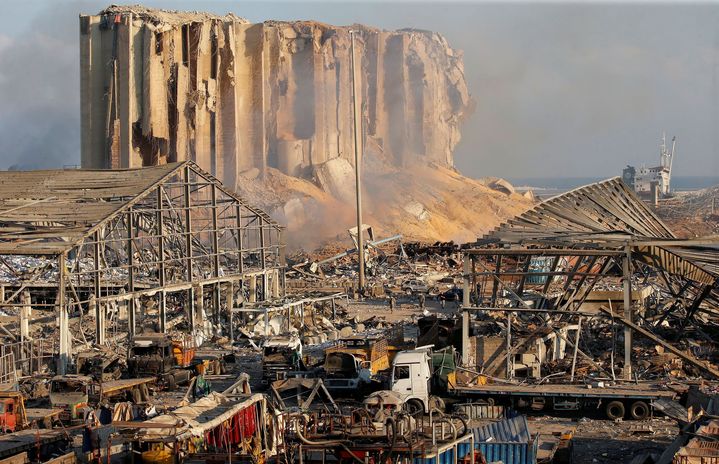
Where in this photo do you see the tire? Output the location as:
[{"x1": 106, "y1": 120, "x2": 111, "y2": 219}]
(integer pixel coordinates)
[
  {"x1": 131, "y1": 387, "x2": 142, "y2": 404},
  {"x1": 139, "y1": 383, "x2": 150, "y2": 402},
  {"x1": 166, "y1": 374, "x2": 177, "y2": 391},
  {"x1": 405, "y1": 399, "x2": 425, "y2": 415},
  {"x1": 385, "y1": 418, "x2": 396, "y2": 443},
  {"x1": 630, "y1": 401, "x2": 650, "y2": 420},
  {"x1": 605, "y1": 401, "x2": 625, "y2": 420}
]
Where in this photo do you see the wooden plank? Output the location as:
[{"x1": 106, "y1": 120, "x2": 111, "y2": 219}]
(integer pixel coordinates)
[
  {"x1": 43, "y1": 453, "x2": 74, "y2": 464},
  {"x1": 0, "y1": 451, "x2": 27, "y2": 464},
  {"x1": 0, "y1": 429, "x2": 66, "y2": 459}
]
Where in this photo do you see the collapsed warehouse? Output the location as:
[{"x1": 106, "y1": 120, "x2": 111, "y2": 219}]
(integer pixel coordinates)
[
  {"x1": 0, "y1": 161, "x2": 283, "y2": 378},
  {"x1": 461, "y1": 177, "x2": 719, "y2": 381},
  {"x1": 458, "y1": 179, "x2": 719, "y2": 405}
]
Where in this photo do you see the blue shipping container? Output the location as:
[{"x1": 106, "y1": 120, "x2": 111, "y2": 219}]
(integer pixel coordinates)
[
  {"x1": 472, "y1": 415, "x2": 538, "y2": 464},
  {"x1": 414, "y1": 434, "x2": 474, "y2": 464}
]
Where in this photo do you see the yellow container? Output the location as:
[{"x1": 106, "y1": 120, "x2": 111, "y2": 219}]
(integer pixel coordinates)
[{"x1": 142, "y1": 450, "x2": 174, "y2": 464}]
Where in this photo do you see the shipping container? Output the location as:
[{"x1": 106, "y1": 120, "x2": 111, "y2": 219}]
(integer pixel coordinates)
[
  {"x1": 414, "y1": 434, "x2": 474, "y2": 464},
  {"x1": 473, "y1": 415, "x2": 538, "y2": 464}
]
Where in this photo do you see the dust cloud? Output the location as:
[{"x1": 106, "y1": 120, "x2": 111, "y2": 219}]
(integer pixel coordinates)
[{"x1": 0, "y1": 2, "x2": 83, "y2": 170}]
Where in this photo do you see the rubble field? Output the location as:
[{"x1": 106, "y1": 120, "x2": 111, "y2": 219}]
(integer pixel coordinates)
[{"x1": 0, "y1": 4, "x2": 718, "y2": 464}]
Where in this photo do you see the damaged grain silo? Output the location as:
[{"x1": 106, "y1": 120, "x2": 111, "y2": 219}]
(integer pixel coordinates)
[{"x1": 79, "y1": 5, "x2": 473, "y2": 191}]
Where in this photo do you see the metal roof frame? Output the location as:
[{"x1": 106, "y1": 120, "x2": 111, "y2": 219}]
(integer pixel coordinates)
[{"x1": 0, "y1": 161, "x2": 281, "y2": 256}]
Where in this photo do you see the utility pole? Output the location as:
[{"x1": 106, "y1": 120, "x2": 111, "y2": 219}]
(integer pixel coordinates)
[{"x1": 350, "y1": 30, "x2": 365, "y2": 292}]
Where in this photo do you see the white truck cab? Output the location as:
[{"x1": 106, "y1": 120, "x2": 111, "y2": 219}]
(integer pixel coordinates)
[{"x1": 390, "y1": 349, "x2": 433, "y2": 413}]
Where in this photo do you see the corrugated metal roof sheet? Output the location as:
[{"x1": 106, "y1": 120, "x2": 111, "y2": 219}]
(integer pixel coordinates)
[
  {"x1": 0, "y1": 163, "x2": 181, "y2": 254},
  {"x1": 473, "y1": 415, "x2": 531, "y2": 443},
  {"x1": 486, "y1": 177, "x2": 675, "y2": 245},
  {"x1": 472, "y1": 416, "x2": 538, "y2": 464},
  {"x1": 0, "y1": 161, "x2": 280, "y2": 255}
]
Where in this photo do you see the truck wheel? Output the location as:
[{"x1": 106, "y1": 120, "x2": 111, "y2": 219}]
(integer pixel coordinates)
[
  {"x1": 162, "y1": 374, "x2": 177, "y2": 391},
  {"x1": 131, "y1": 387, "x2": 142, "y2": 404},
  {"x1": 139, "y1": 383, "x2": 150, "y2": 402},
  {"x1": 630, "y1": 401, "x2": 650, "y2": 420},
  {"x1": 605, "y1": 401, "x2": 625, "y2": 420},
  {"x1": 429, "y1": 396, "x2": 446, "y2": 412},
  {"x1": 405, "y1": 399, "x2": 424, "y2": 415}
]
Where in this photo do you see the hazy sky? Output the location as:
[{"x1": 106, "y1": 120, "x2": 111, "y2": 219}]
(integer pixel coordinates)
[{"x1": 0, "y1": 1, "x2": 717, "y2": 179}]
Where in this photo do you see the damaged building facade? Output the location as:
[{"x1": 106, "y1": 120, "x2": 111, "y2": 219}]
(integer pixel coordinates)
[{"x1": 79, "y1": 6, "x2": 472, "y2": 190}]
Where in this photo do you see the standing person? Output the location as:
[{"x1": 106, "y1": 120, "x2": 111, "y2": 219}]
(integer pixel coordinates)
[
  {"x1": 440, "y1": 297, "x2": 446, "y2": 310},
  {"x1": 454, "y1": 291, "x2": 461, "y2": 309},
  {"x1": 389, "y1": 295, "x2": 396, "y2": 313},
  {"x1": 418, "y1": 293, "x2": 426, "y2": 310}
]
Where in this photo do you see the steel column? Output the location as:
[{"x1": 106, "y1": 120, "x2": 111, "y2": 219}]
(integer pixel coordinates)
[{"x1": 622, "y1": 245, "x2": 633, "y2": 380}]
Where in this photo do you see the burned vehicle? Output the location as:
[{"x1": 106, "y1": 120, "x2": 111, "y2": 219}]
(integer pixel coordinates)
[
  {"x1": 49, "y1": 374, "x2": 155, "y2": 423},
  {"x1": 127, "y1": 334, "x2": 195, "y2": 389},
  {"x1": 261, "y1": 335, "x2": 303, "y2": 385},
  {"x1": 76, "y1": 352, "x2": 122, "y2": 382},
  {"x1": 322, "y1": 336, "x2": 389, "y2": 394}
]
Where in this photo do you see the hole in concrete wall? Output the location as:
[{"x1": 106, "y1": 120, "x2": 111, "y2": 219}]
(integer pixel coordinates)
[
  {"x1": 291, "y1": 39, "x2": 315, "y2": 139},
  {"x1": 384, "y1": 35, "x2": 406, "y2": 166},
  {"x1": 168, "y1": 64, "x2": 178, "y2": 163},
  {"x1": 210, "y1": 112, "x2": 216, "y2": 175},
  {"x1": 366, "y1": 35, "x2": 379, "y2": 137},
  {"x1": 155, "y1": 32, "x2": 163, "y2": 55},
  {"x1": 210, "y1": 30, "x2": 218, "y2": 80},
  {"x1": 181, "y1": 25, "x2": 189, "y2": 66},
  {"x1": 133, "y1": 121, "x2": 169, "y2": 166},
  {"x1": 408, "y1": 53, "x2": 425, "y2": 157}
]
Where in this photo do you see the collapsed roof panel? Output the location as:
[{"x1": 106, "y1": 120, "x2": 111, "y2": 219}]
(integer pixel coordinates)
[
  {"x1": 0, "y1": 164, "x2": 179, "y2": 254},
  {"x1": 0, "y1": 161, "x2": 283, "y2": 256},
  {"x1": 487, "y1": 177, "x2": 675, "y2": 246}
]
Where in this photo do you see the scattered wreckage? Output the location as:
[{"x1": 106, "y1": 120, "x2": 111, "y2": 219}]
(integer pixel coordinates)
[{"x1": 0, "y1": 162, "x2": 716, "y2": 464}]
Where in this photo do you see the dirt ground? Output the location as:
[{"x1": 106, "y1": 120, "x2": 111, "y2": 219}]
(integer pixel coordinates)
[{"x1": 567, "y1": 416, "x2": 677, "y2": 463}]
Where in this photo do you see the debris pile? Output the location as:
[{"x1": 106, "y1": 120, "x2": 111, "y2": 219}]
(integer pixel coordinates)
[{"x1": 657, "y1": 185, "x2": 719, "y2": 237}]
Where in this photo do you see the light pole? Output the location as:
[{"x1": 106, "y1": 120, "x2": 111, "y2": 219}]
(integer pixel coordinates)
[{"x1": 350, "y1": 30, "x2": 365, "y2": 293}]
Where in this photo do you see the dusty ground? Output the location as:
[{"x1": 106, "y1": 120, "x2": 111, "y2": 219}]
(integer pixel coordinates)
[{"x1": 565, "y1": 416, "x2": 677, "y2": 463}]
